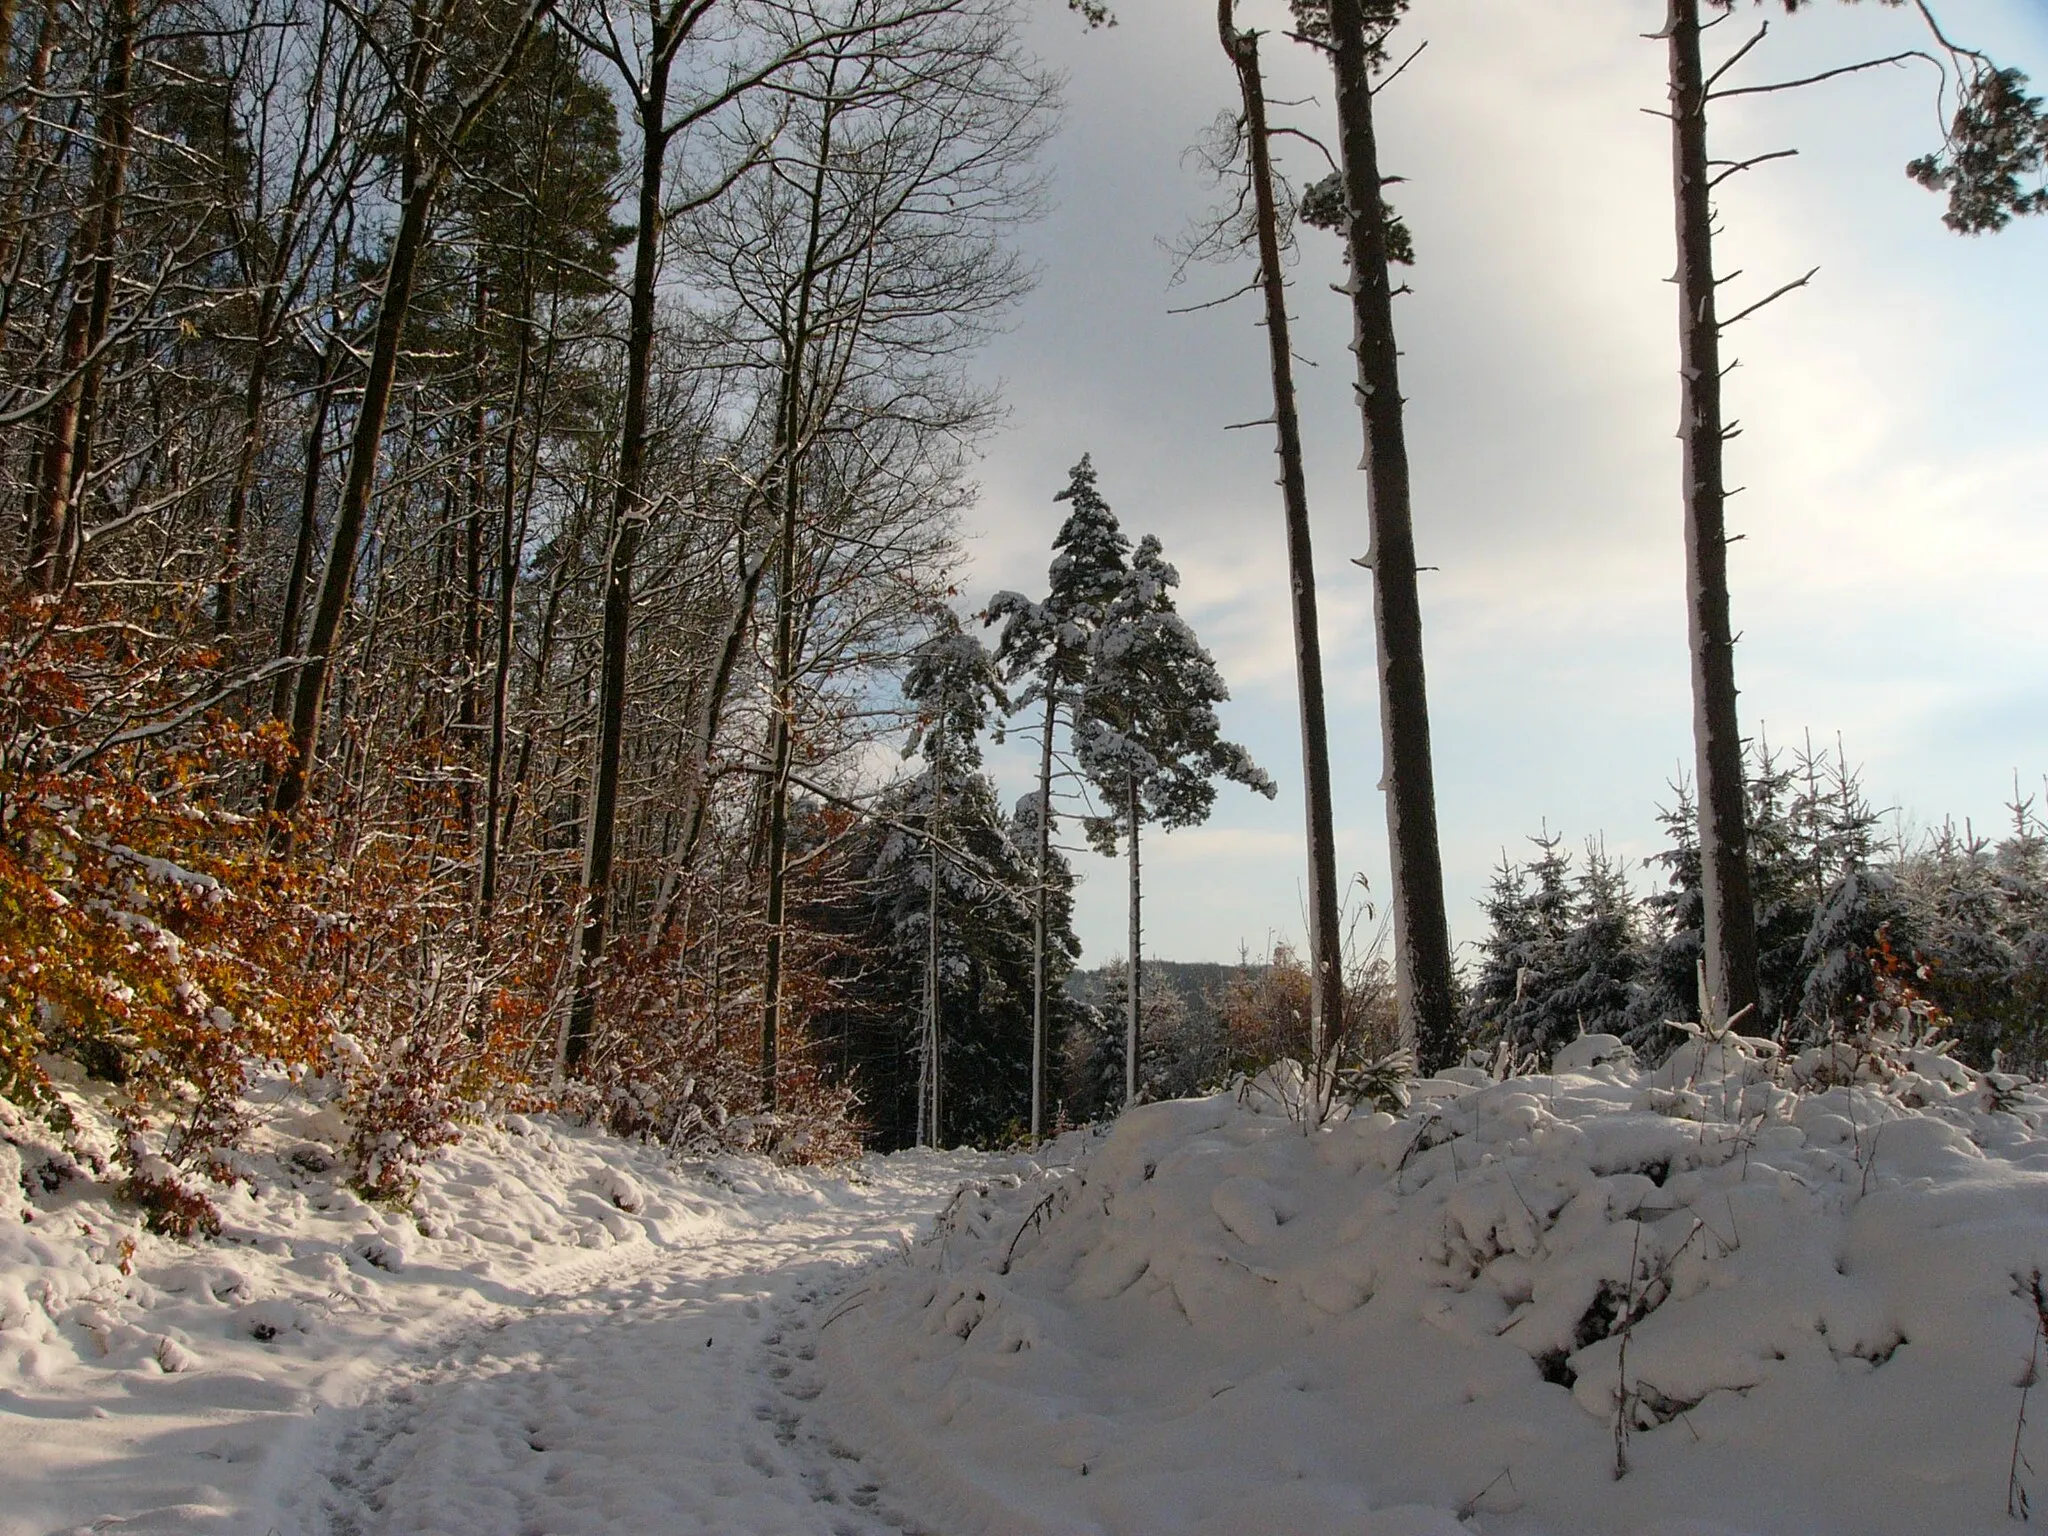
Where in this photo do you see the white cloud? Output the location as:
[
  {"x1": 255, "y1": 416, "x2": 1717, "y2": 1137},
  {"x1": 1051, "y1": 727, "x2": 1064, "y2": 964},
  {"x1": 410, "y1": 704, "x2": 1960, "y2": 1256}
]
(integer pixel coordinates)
[{"x1": 962, "y1": 0, "x2": 2048, "y2": 964}]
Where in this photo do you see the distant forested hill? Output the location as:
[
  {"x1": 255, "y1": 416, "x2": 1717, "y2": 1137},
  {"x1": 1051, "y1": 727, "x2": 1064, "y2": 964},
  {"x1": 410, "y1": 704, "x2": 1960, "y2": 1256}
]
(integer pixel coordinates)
[{"x1": 1065, "y1": 960, "x2": 1264, "y2": 1034}]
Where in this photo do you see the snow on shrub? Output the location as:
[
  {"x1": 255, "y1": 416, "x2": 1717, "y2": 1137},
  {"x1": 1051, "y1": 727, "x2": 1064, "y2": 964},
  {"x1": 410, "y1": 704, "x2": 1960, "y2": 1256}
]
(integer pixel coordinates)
[
  {"x1": 0, "y1": 599, "x2": 343, "y2": 1206},
  {"x1": 819, "y1": 1022, "x2": 2048, "y2": 1534},
  {"x1": 557, "y1": 899, "x2": 862, "y2": 1166}
]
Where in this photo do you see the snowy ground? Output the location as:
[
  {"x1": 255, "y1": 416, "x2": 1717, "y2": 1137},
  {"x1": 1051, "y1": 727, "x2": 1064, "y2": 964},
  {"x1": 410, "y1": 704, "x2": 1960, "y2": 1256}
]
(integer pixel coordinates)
[
  {"x1": 14, "y1": 1026, "x2": 2048, "y2": 1536},
  {"x1": 819, "y1": 1033, "x2": 2048, "y2": 1536},
  {"x1": 2, "y1": 1064, "x2": 999, "y2": 1536}
]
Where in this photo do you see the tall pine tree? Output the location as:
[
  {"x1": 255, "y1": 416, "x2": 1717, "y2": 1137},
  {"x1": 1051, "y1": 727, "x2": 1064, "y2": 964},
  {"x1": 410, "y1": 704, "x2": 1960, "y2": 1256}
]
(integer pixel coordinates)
[
  {"x1": 985, "y1": 454, "x2": 1131, "y2": 1137},
  {"x1": 1074, "y1": 530, "x2": 1274, "y2": 1109}
]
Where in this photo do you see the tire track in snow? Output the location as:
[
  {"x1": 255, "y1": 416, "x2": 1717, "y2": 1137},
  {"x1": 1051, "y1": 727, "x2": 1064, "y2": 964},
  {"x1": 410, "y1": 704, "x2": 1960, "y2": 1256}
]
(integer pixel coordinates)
[{"x1": 273, "y1": 1220, "x2": 949, "y2": 1535}]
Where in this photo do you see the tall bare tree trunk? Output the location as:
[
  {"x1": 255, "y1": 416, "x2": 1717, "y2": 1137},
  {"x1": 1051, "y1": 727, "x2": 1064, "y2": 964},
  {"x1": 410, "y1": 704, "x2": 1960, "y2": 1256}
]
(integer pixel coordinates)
[
  {"x1": 668, "y1": 527, "x2": 774, "y2": 878},
  {"x1": 0, "y1": 0, "x2": 61, "y2": 360},
  {"x1": 1030, "y1": 689, "x2": 1055, "y2": 1140},
  {"x1": 564, "y1": 14, "x2": 671, "y2": 1069},
  {"x1": 1221, "y1": 5, "x2": 1343, "y2": 1088},
  {"x1": 480, "y1": 310, "x2": 535, "y2": 923},
  {"x1": 459, "y1": 273, "x2": 489, "y2": 757},
  {"x1": 215, "y1": 332, "x2": 271, "y2": 632},
  {"x1": 1325, "y1": 0, "x2": 1456, "y2": 1069},
  {"x1": 759, "y1": 81, "x2": 839, "y2": 1113},
  {"x1": 272, "y1": 330, "x2": 343, "y2": 722},
  {"x1": 1125, "y1": 771, "x2": 1140, "y2": 1110},
  {"x1": 924, "y1": 732, "x2": 944, "y2": 1146},
  {"x1": 759, "y1": 445, "x2": 799, "y2": 1109},
  {"x1": 273, "y1": 172, "x2": 435, "y2": 824},
  {"x1": 30, "y1": 0, "x2": 134, "y2": 591},
  {"x1": 1666, "y1": 0, "x2": 1758, "y2": 1029},
  {"x1": 272, "y1": 0, "x2": 551, "y2": 830}
]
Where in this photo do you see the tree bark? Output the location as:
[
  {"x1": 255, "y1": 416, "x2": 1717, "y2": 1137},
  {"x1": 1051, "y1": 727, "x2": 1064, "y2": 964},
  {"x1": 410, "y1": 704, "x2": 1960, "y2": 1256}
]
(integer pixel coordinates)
[
  {"x1": 1325, "y1": 0, "x2": 1457, "y2": 1069},
  {"x1": 29, "y1": 0, "x2": 134, "y2": 592},
  {"x1": 459, "y1": 273, "x2": 489, "y2": 755},
  {"x1": 667, "y1": 525, "x2": 775, "y2": 880},
  {"x1": 272, "y1": 0, "x2": 552, "y2": 831},
  {"x1": 1221, "y1": 6, "x2": 1343, "y2": 1090},
  {"x1": 1666, "y1": 0, "x2": 1758, "y2": 1029},
  {"x1": 759, "y1": 79, "x2": 839, "y2": 1113},
  {"x1": 759, "y1": 458, "x2": 798, "y2": 1110},
  {"x1": 273, "y1": 164, "x2": 436, "y2": 825},
  {"x1": 925, "y1": 733, "x2": 944, "y2": 1146},
  {"x1": 1125, "y1": 770, "x2": 1140, "y2": 1110},
  {"x1": 272, "y1": 330, "x2": 343, "y2": 723},
  {"x1": 564, "y1": 14, "x2": 670, "y2": 1069},
  {"x1": 1030, "y1": 688, "x2": 1055, "y2": 1140},
  {"x1": 480, "y1": 307, "x2": 535, "y2": 924},
  {"x1": 0, "y1": 0, "x2": 61, "y2": 360},
  {"x1": 214, "y1": 323, "x2": 270, "y2": 633}
]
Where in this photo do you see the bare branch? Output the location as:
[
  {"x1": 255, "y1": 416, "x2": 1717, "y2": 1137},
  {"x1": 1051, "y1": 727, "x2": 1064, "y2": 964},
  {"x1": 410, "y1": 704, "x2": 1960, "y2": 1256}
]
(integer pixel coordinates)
[
  {"x1": 1709, "y1": 51, "x2": 1933, "y2": 102},
  {"x1": 1708, "y1": 147, "x2": 1798, "y2": 189},
  {"x1": 1719, "y1": 265, "x2": 1819, "y2": 329}
]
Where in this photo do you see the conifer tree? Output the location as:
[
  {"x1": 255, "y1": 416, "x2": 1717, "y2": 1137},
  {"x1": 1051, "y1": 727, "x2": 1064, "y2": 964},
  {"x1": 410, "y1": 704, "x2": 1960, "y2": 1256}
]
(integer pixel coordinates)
[
  {"x1": 986, "y1": 454, "x2": 1130, "y2": 1137},
  {"x1": 1073, "y1": 531, "x2": 1274, "y2": 1109},
  {"x1": 1290, "y1": 0, "x2": 1458, "y2": 1069},
  {"x1": 808, "y1": 616, "x2": 1080, "y2": 1150},
  {"x1": 900, "y1": 610, "x2": 1006, "y2": 1145},
  {"x1": 1897, "y1": 798, "x2": 2048, "y2": 1066},
  {"x1": 1654, "y1": 0, "x2": 2038, "y2": 1032}
]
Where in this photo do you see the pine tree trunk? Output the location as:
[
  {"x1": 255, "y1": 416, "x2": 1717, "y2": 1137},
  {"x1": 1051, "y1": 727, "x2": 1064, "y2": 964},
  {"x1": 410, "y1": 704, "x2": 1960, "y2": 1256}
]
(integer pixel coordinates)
[
  {"x1": 1325, "y1": 0, "x2": 1458, "y2": 1070},
  {"x1": 1667, "y1": 0, "x2": 1759, "y2": 1029},
  {"x1": 1031, "y1": 689, "x2": 1055, "y2": 1140},
  {"x1": 1126, "y1": 771, "x2": 1141, "y2": 1110},
  {"x1": 1222, "y1": 9, "x2": 1344, "y2": 1091},
  {"x1": 565, "y1": 29, "x2": 671, "y2": 1069}
]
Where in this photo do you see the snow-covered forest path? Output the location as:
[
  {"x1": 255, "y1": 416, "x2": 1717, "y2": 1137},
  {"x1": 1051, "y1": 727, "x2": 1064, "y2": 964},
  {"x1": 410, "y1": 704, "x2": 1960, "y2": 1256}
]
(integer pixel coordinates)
[{"x1": 252, "y1": 1158, "x2": 981, "y2": 1536}]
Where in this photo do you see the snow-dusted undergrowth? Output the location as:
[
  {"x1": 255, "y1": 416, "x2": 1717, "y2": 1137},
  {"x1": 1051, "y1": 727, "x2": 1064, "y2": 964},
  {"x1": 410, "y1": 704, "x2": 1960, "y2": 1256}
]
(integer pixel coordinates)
[{"x1": 820, "y1": 1031, "x2": 2048, "y2": 1536}]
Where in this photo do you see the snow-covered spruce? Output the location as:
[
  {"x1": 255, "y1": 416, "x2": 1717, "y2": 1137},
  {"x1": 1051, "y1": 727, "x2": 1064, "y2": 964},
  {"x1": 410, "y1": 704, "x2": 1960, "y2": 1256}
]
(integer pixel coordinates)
[{"x1": 819, "y1": 1032, "x2": 2048, "y2": 1535}]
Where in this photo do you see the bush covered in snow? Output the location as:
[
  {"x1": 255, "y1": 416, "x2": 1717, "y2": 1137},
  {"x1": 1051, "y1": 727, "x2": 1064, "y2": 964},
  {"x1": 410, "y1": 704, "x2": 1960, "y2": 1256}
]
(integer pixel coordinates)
[{"x1": 818, "y1": 1025, "x2": 2048, "y2": 1535}]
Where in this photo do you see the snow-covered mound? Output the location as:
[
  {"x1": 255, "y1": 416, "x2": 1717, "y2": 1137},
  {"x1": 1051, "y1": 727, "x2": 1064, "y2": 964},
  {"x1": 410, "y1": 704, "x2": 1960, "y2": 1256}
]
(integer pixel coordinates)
[
  {"x1": 1, "y1": 1061, "x2": 970, "y2": 1536},
  {"x1": 819, "y1": 1032, "x2": 2048, "y2": 1535}
]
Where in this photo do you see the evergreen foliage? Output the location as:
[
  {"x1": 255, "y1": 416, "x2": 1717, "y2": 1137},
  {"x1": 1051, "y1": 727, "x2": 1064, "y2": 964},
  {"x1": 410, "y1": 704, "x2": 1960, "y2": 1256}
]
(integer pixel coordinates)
[
  {"x1": 1908, "y1": 65, "x2": 2048, "y2": 232},
  {"x1": 986, "y1": 454, "x2": 1131, "y2": 716},
  {"x1": 1471, "y1": 748, "x2": 2048, "y2": 1075},
  {"x1": 1464, "y1": 833, "x2": 1645, "y2": 1061},
  {"x1": 807, "y1": 612, "x2": 1086, "y2": 1150},
  {"x1": 1073, "y1": 533, "x2": 1275, "y2": 852},
  {"x1": 1058, "y1": 963, "x2": 1208, "y2": 1121}
]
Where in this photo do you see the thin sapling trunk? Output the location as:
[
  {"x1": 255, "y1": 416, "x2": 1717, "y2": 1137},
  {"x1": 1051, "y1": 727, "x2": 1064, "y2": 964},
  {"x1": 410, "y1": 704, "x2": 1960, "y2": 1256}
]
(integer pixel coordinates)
[{"x1": 1220, "y1": 2, "x2": 1344, "y2": 1092}]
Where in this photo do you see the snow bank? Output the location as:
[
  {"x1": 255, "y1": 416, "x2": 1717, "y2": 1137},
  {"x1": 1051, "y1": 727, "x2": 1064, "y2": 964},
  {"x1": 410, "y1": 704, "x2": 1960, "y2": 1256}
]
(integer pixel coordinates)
[
  {"x1": 0, "y1": 1062, "x2": 942, "y2": 1536},
  {"x1": 819, "y1": 1033, "x2": 2048, "y2": 1535}
]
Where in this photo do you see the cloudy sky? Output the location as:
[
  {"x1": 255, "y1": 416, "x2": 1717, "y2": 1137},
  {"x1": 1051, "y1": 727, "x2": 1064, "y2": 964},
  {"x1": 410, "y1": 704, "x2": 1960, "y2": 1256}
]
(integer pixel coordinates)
[{"x1": 951, "y1": 0, "x2": 2048, "y2": 971}]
